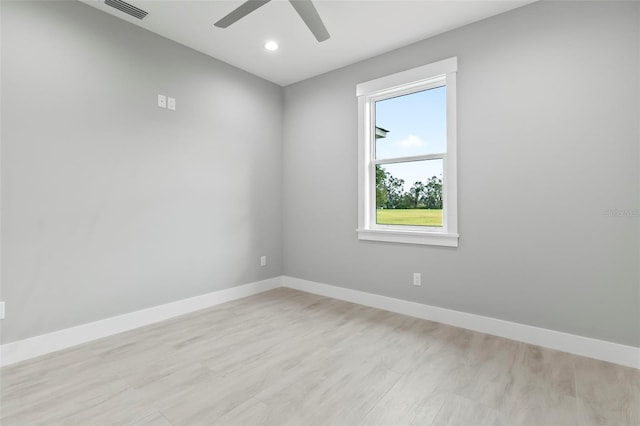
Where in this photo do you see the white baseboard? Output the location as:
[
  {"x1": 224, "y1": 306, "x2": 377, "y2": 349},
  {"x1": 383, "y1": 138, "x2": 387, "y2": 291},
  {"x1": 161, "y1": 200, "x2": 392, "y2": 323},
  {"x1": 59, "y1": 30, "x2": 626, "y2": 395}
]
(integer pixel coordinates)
[
  {"x1": 283, "y1": 276, "x2": 640, "y2": 369},
  {"x1": 3, "y1": 275, "x2": 637, "y2": 370},
  {"x1": 0, "y1": 276, "x2": 282, "y2": 367}
]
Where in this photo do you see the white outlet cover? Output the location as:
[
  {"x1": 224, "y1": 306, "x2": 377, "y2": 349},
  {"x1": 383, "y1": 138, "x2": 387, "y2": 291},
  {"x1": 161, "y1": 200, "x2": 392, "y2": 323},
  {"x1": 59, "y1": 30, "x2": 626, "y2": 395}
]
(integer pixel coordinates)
[
  {"x1": 413, "y1": 273, "x2": 421, "y2": 286},
  {"x1": 158, "y1": 94, "x2": 167, "y2": 108},
  {"x1": 168, "y1": 97, "x2": 176, "y2": 111}
]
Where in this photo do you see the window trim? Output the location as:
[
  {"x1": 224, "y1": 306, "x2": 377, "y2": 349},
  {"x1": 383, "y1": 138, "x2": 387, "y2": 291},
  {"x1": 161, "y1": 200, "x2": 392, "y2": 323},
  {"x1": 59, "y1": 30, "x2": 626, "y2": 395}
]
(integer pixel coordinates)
[{"x1": 356, "y1": 57, "x2": 458, "y2": 247}]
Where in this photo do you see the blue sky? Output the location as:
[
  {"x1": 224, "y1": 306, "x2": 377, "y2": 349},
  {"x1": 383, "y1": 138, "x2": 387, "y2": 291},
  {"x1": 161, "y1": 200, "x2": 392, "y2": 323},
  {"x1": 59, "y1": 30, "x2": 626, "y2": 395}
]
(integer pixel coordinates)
[{"x1": 375, "y1": 85, "x2": 446, "y2": 191}]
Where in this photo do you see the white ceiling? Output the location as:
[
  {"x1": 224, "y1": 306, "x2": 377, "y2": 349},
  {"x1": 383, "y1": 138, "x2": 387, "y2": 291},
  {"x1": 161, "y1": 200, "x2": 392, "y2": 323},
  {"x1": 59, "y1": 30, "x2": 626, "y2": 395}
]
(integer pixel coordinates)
[{"x1": 79, "y1": 0, "x2": 534, "y2": 86}]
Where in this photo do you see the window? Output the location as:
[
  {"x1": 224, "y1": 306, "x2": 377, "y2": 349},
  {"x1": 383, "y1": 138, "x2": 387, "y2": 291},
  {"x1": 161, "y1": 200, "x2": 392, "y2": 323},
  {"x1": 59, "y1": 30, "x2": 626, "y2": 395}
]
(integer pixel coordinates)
[{"x1": 356, "y1": 57, "x2": 458, "y2": 247}]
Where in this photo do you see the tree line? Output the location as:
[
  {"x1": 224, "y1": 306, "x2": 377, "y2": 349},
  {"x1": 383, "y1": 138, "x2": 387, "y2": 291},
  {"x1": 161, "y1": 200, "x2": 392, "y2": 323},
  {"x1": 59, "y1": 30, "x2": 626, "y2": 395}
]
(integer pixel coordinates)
[{"x1": 376, "y1": 165, "x2": 443, "y2": 210}]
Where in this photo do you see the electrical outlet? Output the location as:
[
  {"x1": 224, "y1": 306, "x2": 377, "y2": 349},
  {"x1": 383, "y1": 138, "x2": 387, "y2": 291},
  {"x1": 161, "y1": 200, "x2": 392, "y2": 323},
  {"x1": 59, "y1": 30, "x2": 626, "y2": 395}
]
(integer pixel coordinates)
[
  {"x1": 157, "y1": 94, "x2": 166, "y2": 108},
  {"x1": 413, "y1": 273, "x2": 421, "y2": 286},
  {"x1": 0, "y1": 301, "x2": 5, "y2": 319},
  {"x1": 260, "y1": 256, "x2": 267, "y2": 267},
  {"x1": 168, "y1": 97, "x2": 176, "y2": 111}
]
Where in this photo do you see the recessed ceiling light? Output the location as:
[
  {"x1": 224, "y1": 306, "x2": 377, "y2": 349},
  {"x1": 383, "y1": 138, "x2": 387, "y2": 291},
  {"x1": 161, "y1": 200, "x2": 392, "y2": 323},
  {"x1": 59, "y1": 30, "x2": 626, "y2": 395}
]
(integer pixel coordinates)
[{"x1": 264, "y1": 41, "x2": 279, "y2": 51}]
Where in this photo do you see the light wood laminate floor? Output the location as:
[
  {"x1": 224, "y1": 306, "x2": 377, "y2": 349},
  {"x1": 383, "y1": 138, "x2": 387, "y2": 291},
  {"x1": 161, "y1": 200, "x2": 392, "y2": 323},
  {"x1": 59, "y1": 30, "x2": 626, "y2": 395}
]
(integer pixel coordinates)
[{"x1": 1, "y1": 288, "x2": 638, "y2": 425}]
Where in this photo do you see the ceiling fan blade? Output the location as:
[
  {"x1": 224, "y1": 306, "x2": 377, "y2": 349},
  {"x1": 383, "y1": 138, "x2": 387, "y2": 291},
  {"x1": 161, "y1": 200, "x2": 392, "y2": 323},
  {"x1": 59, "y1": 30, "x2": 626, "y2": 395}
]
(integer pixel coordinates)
[
  {"x1": 288, "y1": 0, "x2": 330, "y2": 42},
  {"x1": 214, "y1": 0, "x2": 272, "y2": 28}
]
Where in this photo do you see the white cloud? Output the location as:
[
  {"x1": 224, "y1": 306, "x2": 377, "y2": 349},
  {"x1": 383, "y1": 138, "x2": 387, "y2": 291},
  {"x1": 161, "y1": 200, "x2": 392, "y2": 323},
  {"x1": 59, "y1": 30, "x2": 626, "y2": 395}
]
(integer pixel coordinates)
[{"x1": 394, "y1": 134, "x2": 426, "y2": 148}]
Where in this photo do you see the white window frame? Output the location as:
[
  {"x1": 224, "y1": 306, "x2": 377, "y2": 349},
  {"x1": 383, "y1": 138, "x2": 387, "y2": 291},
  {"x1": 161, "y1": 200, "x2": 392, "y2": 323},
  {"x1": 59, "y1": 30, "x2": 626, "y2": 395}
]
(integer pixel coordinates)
[{"x1": 356, "y1": 57, "x2": 458, "y2": 247}]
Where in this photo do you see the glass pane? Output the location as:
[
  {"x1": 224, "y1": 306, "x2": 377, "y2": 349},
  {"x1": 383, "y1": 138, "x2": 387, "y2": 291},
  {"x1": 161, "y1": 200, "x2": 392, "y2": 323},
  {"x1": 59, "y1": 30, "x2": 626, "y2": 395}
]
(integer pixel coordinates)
[
  {"x1": 375, "y1": 159, "x2": 443, "y2": 227},
  {"x1": 375, "y1": 85, "x2": 446, "y2": 160}
]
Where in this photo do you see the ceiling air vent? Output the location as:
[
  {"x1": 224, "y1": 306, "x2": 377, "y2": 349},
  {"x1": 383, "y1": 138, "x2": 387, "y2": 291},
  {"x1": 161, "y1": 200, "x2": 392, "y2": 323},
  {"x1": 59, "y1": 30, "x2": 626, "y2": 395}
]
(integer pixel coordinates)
[{"x1": 104, "y1": 0, "x2": 148, "y2": 20}]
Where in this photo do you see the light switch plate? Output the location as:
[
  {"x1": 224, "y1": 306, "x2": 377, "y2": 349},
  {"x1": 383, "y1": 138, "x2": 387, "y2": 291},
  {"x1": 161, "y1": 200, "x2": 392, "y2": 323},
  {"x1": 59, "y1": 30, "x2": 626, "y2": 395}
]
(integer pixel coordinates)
[{"x1": 158, "y1": 94, "x2": 167, "y2": 108}]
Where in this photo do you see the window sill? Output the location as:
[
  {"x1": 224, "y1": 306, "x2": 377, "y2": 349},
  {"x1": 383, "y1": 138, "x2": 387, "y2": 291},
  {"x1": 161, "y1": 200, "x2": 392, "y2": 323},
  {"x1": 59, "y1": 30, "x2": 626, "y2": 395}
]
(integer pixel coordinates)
[{"x1": 356, "y1": 228, "x2": 459, "y2": 247}]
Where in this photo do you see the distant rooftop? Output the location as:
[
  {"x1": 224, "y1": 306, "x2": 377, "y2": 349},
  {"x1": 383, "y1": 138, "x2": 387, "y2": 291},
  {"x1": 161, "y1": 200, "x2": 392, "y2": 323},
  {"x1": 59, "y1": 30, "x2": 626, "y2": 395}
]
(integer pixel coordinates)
[{"x1": 375, "y1": 126, "x2": 389, "y2": 139}]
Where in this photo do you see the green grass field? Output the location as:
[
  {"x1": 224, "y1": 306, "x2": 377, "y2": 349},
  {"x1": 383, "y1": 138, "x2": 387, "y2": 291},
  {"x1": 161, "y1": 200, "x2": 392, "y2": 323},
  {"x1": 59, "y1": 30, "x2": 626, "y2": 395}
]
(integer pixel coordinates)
[{"x1": 376, "y1": 209, "x2": 443, "y2": 227}]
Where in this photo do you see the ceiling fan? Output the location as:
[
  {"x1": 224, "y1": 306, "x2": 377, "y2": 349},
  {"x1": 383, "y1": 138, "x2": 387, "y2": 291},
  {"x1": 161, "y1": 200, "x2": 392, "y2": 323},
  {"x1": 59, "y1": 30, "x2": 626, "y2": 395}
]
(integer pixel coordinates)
[{"x1": 214, "y1": 0, "x2": 330, "y2": 42}]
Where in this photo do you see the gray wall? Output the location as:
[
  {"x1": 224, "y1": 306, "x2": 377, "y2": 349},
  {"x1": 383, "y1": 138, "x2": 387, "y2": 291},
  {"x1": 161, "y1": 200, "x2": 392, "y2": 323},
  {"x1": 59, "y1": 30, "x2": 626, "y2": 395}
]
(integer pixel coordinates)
[
  {"x1": 1, "y1": 0, "x2": 638, "y2": 349},
  {"x1": 283, "y1": 1, "x2": 640, "y2": 346},
  {"x1": 1, "y1": 0, "x2": 283, "y2": 344}
]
